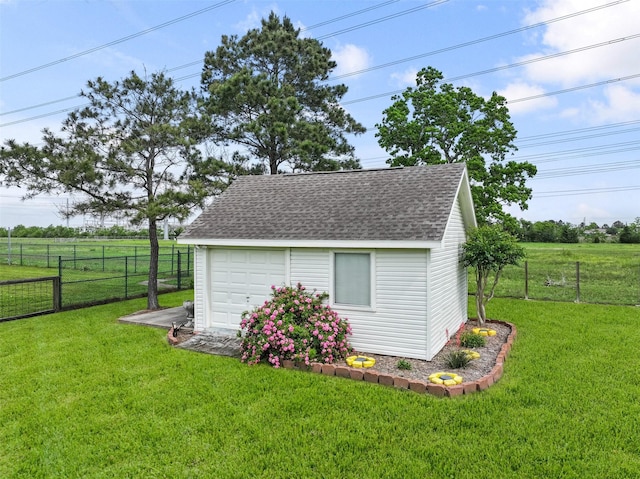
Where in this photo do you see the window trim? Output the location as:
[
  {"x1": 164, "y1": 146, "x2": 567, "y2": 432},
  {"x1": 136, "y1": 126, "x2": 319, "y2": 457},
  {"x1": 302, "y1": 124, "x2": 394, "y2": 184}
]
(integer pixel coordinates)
[{"x1": 329, "y1": 250, "x2": 376, "y2": 311}]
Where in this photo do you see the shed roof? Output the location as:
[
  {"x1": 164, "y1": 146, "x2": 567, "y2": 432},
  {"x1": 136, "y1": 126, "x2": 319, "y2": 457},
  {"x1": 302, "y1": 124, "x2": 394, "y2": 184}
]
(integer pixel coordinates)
[{"x1": 181, "y1": 163, "x2": 474, "y2": 244}]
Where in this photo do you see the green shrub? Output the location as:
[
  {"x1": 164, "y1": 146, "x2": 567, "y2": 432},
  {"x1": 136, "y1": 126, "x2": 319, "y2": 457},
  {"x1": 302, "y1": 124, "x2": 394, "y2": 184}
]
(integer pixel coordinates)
[
  {"x1": 460, "y1": 331, "x2": 486, "y2": 348},
  {"x1": 396, "y1": 359, "x2": 412, "y2": 371},
  {"x1": 445, "y1": 350, "x2": 472, "y2": 369},
  {"x1": 240, "y1": 283, "x2": 352, "y2": 367}
]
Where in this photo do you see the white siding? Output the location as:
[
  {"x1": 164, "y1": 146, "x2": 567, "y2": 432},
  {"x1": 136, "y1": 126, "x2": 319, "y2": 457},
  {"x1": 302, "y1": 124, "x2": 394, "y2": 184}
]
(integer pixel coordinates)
[
  {"x1": 290, "y1": 249, "x2": 330, "y2": 293},
  {"x1": 193, "y1": 246, "x2": 207, "y2": 331},
  {"x1": 427, "y1": 198, "x2": 469, "y2": 359},
  {"x1": 291, "y1": 248, "x2": 429, "y2": 360}
]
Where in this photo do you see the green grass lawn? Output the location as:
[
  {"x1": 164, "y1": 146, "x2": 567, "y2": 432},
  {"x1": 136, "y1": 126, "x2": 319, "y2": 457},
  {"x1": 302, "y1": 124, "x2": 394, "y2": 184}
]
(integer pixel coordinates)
[{"x1": 2, "y1": 292, "x2": 639, "y2": 478}]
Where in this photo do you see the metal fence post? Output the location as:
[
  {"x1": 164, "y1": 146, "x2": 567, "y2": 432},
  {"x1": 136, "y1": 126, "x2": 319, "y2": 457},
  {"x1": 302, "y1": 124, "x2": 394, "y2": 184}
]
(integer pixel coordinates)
[
  {"x1": 524, "y1": 261, "x2": 529, "y2": 300},
  {"x1": 20, "y1": 243, "x2": 23, "y2": 266},
  {"x1": 171, "y1": 244, "x2": 175, "y2": 276},
  {"x1": 125, "y1": 256, "x2": 129, "y2": 299},
  {"x1": 187, "y1": 246, "x2": 191, "y2": 276},
  {"x1": 177, "y1": 251, "x2": 182, "y2": 290},
  {"x1": 47, "y1": 244, "x2": 50, "y2": 268},
  {"x1": 53, "y1": 276, "x2": 61, "y2": 311},
  {"x1": 58, "y1": 256, "x2": 63, "y2": 308},
  {"x1": 7, "y1": 228, "x2": 11, "y2": 265},
  {"x1": 575, "y1": 261, "x2": 581, "y2": 303},
  {"x1": 102, "y1": 245, "x2": 105, "y2": 272}
]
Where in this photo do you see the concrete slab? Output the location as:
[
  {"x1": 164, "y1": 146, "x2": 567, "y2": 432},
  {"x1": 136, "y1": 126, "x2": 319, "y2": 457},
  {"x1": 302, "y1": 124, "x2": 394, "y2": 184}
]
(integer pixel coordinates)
[{"x1": 118, "y1": 306, "x2": 189, "y2": 330}]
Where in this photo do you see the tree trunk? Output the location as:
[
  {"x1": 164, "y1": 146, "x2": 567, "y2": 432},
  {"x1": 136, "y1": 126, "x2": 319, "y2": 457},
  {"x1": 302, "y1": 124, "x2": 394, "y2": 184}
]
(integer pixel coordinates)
[
  {"x1": 147, "y1": 218, "x2": 160, "y2": 310},
  {"x1": 476, "y1": 276, "x2": 486, "y2": 325}
]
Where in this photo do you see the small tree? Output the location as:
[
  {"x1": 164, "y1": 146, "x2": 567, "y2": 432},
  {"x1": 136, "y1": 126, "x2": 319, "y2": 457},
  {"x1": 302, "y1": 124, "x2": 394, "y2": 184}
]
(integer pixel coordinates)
[{"x1": 462, "y1": 225, "x2": 525, "y2": 324}]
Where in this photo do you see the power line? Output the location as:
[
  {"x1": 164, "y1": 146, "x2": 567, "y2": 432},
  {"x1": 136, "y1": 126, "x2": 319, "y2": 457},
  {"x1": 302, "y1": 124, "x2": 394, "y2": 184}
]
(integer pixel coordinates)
[
  {"x1": 304, "y1": 0, "x2": 400, "y2": 31},
  {"x1": 533, "y1": 160, "x2": 640, "y2": 179},
  {"x1": 508, "y1": 73, "x2": 640, "y2": 104},
  {"x1": 316, "y1": 0, "x2": 449, "y2": 40},
  {"x1": 5, "y1": 1, "x2": 632, "y2": 120},
  {"x1": 517, "y1": 119, "x2": 640, "y2": 142},
  {"x1": 329, "y1": 3, "x2": 635, "y2": 80},
  {"x1": 0, "y1": 96, "x2": 81, "y2": 116},
  {"x1": 516, "y1": 126, "x2": 640, "y2": 149},
  {"x1": 513, "y1": 139, "x2": 640, "y2": 162},
  {"x1": 535, "y1": 185, "x2": 640, "y2": 198},
  {"x1": 0, "y1": 0, "x2": 236, "y2": 82},
  {"x1": 341, "y1": 71, "x2": 640, "y2": 107}
]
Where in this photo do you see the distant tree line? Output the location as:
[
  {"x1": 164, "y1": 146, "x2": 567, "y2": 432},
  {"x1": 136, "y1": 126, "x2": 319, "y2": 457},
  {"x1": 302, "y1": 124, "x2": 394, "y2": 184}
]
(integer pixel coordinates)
[
  {"x1": 515, "y1": 218, "x2": 640, "y2": 244},
  {"x1": 2, "y1": 220, "x2": 638, "y2": 243},
  {"x1": 0, "y1": 224, "x2": 183, "y2": 240}
]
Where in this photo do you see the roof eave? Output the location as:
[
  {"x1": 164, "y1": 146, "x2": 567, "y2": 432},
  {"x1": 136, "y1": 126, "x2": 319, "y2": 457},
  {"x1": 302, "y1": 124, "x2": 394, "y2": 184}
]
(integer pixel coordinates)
[{"x1": 177, "y1": 238, "x2": 443, "y2": 249}]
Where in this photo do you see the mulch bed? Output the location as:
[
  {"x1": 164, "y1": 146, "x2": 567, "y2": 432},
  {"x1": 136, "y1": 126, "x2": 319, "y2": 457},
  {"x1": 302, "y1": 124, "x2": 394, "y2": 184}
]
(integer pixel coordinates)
[
  {"x1": 170, "y1": 320, "x2": 510, "y2": 385},
  {"x1": 337, "y1": 320, "x2": 510, "y2": 384}
]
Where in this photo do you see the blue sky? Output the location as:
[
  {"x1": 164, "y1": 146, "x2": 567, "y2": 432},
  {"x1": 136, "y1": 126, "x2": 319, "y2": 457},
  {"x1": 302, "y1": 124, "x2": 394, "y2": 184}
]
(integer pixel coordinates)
[{"x1": 1, "y1": 0, "x2": 638, "y2": 229}]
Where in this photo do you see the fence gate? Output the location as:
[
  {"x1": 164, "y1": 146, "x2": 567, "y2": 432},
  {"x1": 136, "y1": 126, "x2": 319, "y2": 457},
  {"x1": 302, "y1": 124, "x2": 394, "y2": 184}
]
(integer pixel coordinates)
[{"x1": 0, "y1": 276, "x2": 61, "y2": 321}]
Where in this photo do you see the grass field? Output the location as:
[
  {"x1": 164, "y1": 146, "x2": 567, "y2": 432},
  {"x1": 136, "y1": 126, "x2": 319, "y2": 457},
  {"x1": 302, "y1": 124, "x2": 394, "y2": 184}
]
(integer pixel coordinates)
[
  {"x1": 0, "y1": 238, "x2": 191, "y2": 274},
  {"x1": 471, "y1": 242, "x2": 640, "y2": 305},
  {"x1": 1, "y1": 292, "x2": 640, "y2": 478}
]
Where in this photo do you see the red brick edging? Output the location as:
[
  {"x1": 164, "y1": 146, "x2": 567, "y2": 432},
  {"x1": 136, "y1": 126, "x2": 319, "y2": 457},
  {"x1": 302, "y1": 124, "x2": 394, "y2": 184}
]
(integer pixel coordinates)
[{"x1": 282, "y1": 320, "x2": 517, "y2": 398}]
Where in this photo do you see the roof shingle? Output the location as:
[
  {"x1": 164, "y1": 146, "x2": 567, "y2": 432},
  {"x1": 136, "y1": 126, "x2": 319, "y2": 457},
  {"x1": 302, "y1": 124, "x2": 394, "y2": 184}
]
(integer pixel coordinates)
[{"x1": 182, "y1": 163, "x2": 467, "y2": 242}]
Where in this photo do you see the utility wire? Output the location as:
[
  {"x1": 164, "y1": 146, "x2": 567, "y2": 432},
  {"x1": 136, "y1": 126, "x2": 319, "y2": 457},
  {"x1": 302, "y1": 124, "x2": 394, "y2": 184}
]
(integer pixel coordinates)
[
  {"x1": 533, "y1": 160, "x2": 640, "y2": 179},
  {"x1": 508, "y1": 73, "x2": 640, "y2": 104},
  {"x1": 535, "y1": 185, "x2": 640, "y2": 198},
  {"x1": 512, "y1": 139, "x2": 640, "y2": 162},
  {"x1": 4, "y1": 1, "x2": 631, "y2": 118},
  {"x1": 0, "y1": 0, "x2": 236, "y2": 82},
  {"x1": 304, "y1": 0, "x2": 400, "y2": 31},
  {"x1": 328, "y1": 2, "x2": 635, "y2": 80},
  {"x1": 517, "y1": 119, "x2": 640, "y2": 142},
  {"x1": 3, "y1": 71, "x2": 639, "y2": 128},
  {"x1": 341, "y1": 71, "x2": 640, "y2": 106},
  {"x1": 316, "y1": 0, "x2": 448, "y2": 40},
  {"x1": 516, "y1": 126, "x2": 640, "y2": 149}
]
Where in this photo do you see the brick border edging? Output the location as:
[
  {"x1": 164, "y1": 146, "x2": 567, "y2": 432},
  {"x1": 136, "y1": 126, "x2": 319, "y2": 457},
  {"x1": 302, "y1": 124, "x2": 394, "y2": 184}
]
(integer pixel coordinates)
[{"x1": 280, "y1": 320, "x2": 517, "y2": 398}]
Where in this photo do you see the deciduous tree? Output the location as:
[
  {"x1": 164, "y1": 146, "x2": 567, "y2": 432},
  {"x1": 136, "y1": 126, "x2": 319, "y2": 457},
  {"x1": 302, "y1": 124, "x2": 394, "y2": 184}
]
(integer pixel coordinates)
[{"x1": 376, "y1": 66, "x2": 536, "y2": 226}]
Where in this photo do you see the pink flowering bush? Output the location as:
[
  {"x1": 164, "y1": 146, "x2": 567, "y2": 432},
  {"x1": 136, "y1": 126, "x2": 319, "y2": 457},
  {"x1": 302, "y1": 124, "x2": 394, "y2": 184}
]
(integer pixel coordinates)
[{"x1": 239, "y1": 283, "x2": 352, "y2": 368}]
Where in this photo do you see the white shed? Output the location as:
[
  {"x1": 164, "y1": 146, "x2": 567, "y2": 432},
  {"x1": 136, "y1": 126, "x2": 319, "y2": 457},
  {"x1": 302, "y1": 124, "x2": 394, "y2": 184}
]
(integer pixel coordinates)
[{"x1": 178, "y1": 164, "x2": 477, "y2": 360}]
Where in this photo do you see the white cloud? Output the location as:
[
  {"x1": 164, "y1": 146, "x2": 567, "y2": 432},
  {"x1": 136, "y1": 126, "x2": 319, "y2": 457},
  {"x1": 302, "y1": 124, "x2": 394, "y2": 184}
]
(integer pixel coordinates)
[
  {"x1": 520, "y1": 0, "x2": 640, "y2": 86},
  {"x1": 233, "y1": 8, "x2": 262, "y2": 32},
  {"x1": 331, "y1": 44, "x2": 371, "y2": 78},
  {"x1": 233, "y1": 5, "x2": 279, "y2": 33},
  {"x1": 586, "y1": 84, "x2": 640, "y2": 123},
  {"x1": 390, "y1": 67, "x2": 418, "y2": 87},
  {"x1": 498, "y1": 81, "x2": 557, "y2": 115}
]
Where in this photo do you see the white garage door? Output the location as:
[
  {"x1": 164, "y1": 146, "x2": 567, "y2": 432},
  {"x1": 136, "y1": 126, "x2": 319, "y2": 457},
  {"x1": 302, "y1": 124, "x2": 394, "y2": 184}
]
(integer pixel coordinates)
[{"x1": 210, "y1": 248, "x2": 286, "y2": 330}]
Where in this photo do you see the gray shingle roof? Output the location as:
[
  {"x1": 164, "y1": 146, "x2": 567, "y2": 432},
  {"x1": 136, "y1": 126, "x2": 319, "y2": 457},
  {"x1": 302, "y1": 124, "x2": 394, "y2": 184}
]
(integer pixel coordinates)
[{"x1": 181, "y1": 163, "x2": 467, "y2": 242}]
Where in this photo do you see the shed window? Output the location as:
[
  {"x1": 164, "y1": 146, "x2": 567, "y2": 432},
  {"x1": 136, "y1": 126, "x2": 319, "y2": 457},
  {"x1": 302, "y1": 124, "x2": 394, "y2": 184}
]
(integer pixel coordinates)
[{"x1": 334, "y1": 252, "x2": 371, "y2": 307}]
